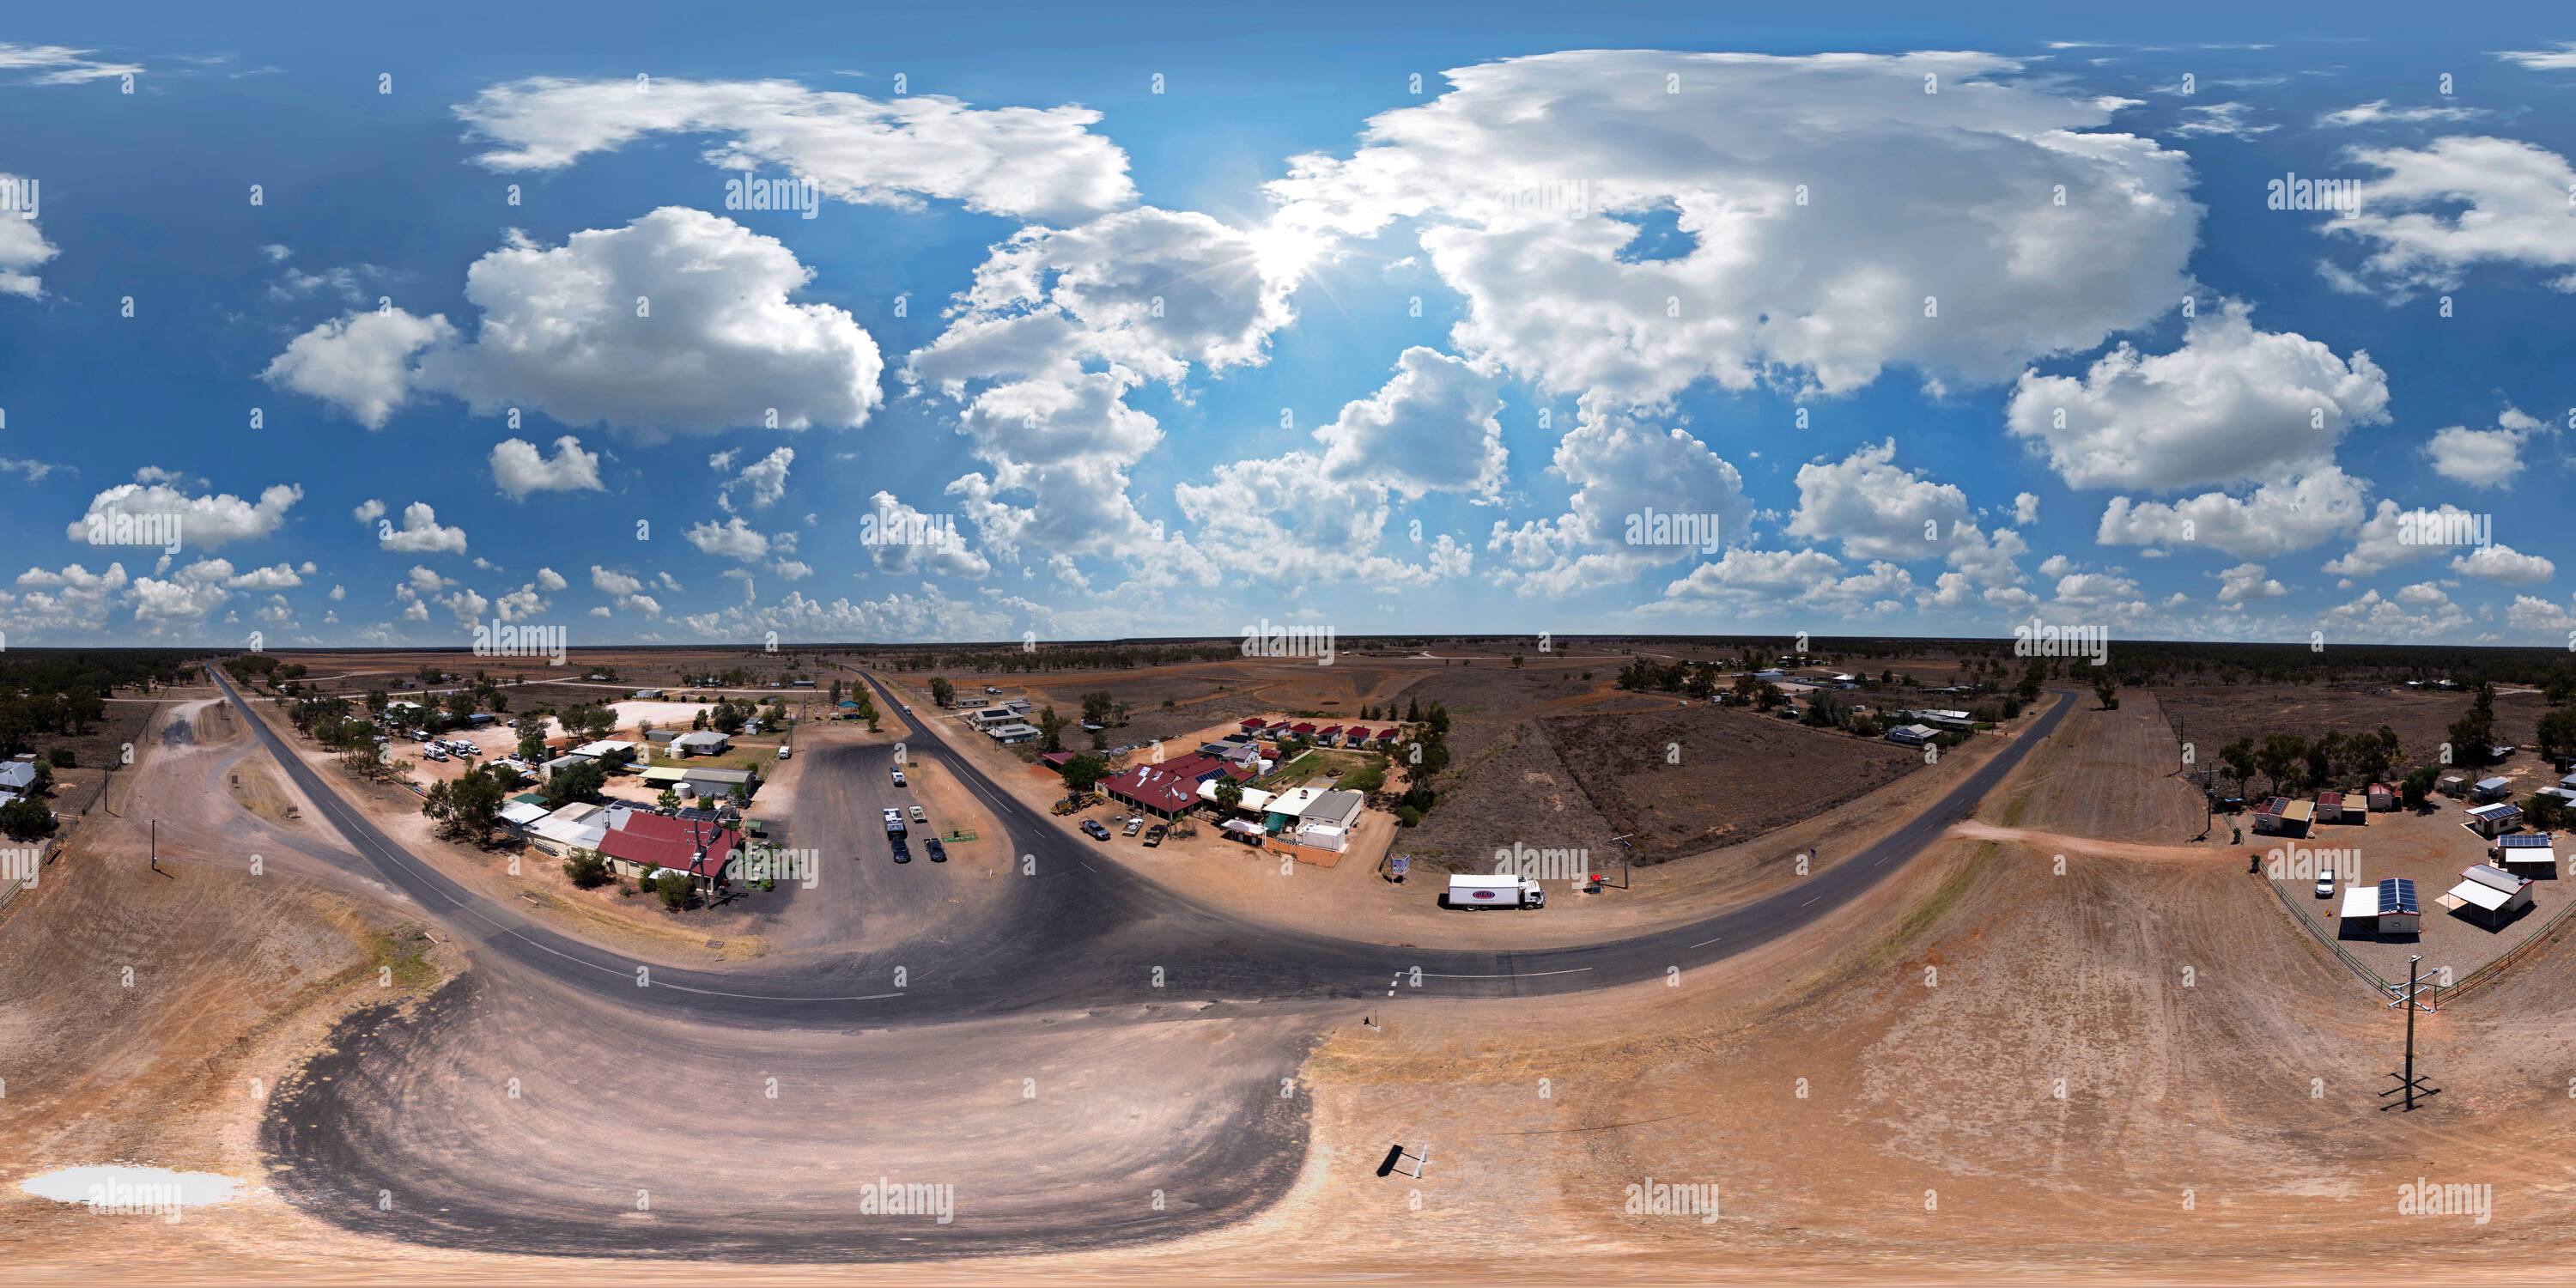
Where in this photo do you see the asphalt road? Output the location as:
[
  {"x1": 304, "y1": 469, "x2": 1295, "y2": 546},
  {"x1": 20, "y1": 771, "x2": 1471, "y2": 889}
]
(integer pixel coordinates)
[
  {"x1": 209, "y1": 668, "x2": 2069, "y2": 1260},
  {"x1": 208, "y1": 667, "x2": 2069, "y2": 1016}
]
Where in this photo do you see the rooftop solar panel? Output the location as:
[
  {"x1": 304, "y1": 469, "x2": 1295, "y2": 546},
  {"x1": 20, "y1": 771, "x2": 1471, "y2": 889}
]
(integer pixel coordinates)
[
  {"x1": 2498, "y1": 833, "x2": 2552, "y2": 848},
  {"x1": 2378, "y1": 878, "x2": 2418, "y2": 915}
]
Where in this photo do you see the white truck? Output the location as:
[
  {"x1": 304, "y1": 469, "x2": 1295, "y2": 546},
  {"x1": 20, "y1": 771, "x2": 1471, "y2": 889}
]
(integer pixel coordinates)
[{"x1": 1446, "y1": 874, "x2": 1546, "y2": 909}]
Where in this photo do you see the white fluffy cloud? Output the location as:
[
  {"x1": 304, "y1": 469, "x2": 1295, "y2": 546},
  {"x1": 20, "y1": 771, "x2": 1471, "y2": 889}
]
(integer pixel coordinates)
[
  {"x1": 0, "y1": 176, "x2": 59, "y2": 298},
  {"x1": 2215, "y1": 562, "x2": 2287, "y2": 606},
  {"x1": 2005, "y1": 301, "x2": 2390, "y2": 490},
  {"x1": 0, "y1": 43, "x2": 143, "y2": 86},
  {"x1": 1268, "y1": 50, "x2": 2197, "y2": 402},
  {"x1": 456, "y1": 76, "x2": 1136, "y2": 223},
  {"x1": 684, "y1": 515, "x2": 772, "y2": 561},
  {"x1": 270, "y1": 209, "x2": 882, "y2": 436},
  {"x1": 2424, "y1": 406, "x2": 2546, "y2": 489},
  {"x1": 2323, "y1": 136, "x2": 2576, "y2": 295},
  {"x1": 2096, "y1": 465, "x2": 2369, "y2": 560},
  {"x1": 490, "y1": 434, "x2": 606, "y2": 497},
  {"x1": 716, "y1": 446, "x2": 793, "y2": 512},
  {"x1": 377, "y1": 501, "x2": 467, "y2": 554},
  {"x1": 65, "y1": 471, "x2": 302, "y2": 549},
  {"x1": 2324, "y1": 500, "x2": 2483, "y2": 577},
  {"x1": 1312, "y1": 347, "x2": 1507, "y2": 500},
  {"x1": 908, "y1": 206, "x2": 1298, "y2": 580},
  {"x1": 860, "y1": 490, "x2": 989, "y2": 579},
  {"x1": 2316, "y1": 100, "x2": 2487, "y2": 128},
  {"x1": 261, "y1": 309, "x2": 457, "y2": 428},
  {"x1": 1485, "y1": 402, "x2": 1750, "y2": 598},
  {"x1": 2451, "y1": 543, "x2": 2556, "y2": 584}
]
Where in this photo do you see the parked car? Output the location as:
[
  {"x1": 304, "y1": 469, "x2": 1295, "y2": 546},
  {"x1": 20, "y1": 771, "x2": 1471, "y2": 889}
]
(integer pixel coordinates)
[
  {"x1": 984, "y1": 685, "x2": 1001, "y2": 695},
  {"x1": 890, "y1": 768, "x2": 907, "y2": 787},
  {"x1": 2315, "y1": 871, "x2": 2336, "y2": 899},
  {"x1": 1144, "y1": 825, "x2": 1167, "y2": 848},
  {"x1": 908, "y1": 805, "x2": 927, "y2": 823},
  {"x1": 777, "y1": 745, "x2": 792, "y2": 761},
  {"x1": 1081, "y1": 819, "x2": 1110, "y2": 841},
  {"x1": 424, "y1": 747, "x2": 448, "y2": 762},
  {"x1": 890, "y1": 834, "x2": 911, "y2": 863},
  {"x1": 450, "y1": 742, "x2": 477, "y2": 756},
  {"x1": 1122, "y1": 817, "x2": 1144, "y2": 837},
  {"x1": 924, "y1": 837, "x2": 947, "y2": 863}
]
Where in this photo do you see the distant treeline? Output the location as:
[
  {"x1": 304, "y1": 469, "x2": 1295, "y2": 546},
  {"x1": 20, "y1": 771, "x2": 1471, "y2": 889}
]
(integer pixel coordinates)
[{"x1": 0, "y1": 649, "x2": 212, "y2": 755}]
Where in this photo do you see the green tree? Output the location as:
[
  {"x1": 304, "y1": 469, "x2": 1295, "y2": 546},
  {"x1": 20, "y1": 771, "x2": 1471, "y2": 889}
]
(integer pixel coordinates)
[
  {"x1": 2537, "y1": 708, "x2": 2576, "y2": 765},
  {"x1": 653, "y1": 870, "x2": 695, "y2": 910},
  {"x1": 2091, "y1": 672, "x2": 2118, "y2": 711},
  {"x1": 1213, "y1": 779, "x2": 1244, "y2": 812},
  {"x1": 1061, "y1": 753, "x2": 1110, "y2": 793},
  {"x1": 541, "y1": 760, "x2": 608, "y2": 808},
  {"x1": 929, "y1": 677, "x2": 955, "y2": 708},
  {"x1": 1036, "y1": 705, "x2": 1069, "y2": 752},
  {"x1": 2402, "y1": 764, "x2": 2439, "y2": 811},
  {"x1": 561, "y1": 848, "x2": 612, "y2": 889},
  {"x1": 0, "y1": 795, "x2": 55, "y2": 840},
  {"x1": 2218, "y1": 738, "x2": 2257, "y2": 799},
  {"x1": 2450, "y1": 683, "x2": 2499, "y2": 765},
  {"x1": 2256, "y1": 733, "x2": 2307, "y2": 797}
]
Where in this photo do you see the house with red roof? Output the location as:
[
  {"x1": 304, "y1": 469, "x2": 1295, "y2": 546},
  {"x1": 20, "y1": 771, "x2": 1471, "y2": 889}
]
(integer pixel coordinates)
[
  {"x1": 596, "y1": 810, "x2": 742, "y2": 892},
  {"x1": 1102, "y1": 753, "x2": 1255, "y2": 819}
]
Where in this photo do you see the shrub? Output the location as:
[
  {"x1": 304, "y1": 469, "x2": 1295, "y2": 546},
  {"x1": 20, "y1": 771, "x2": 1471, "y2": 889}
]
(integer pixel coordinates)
[
  {"x1": 1396, "y1": 805, "x2": 1422, "y2": 828},
  {"x1": 46, "y1": 748, "x2": 73, "y2": 768},
  {"x1": 561, "y1": 848, "x2": 611, "y2": 890},
  {"x1": 653, "y1": 871, "x2": 694, "y2": 910}
]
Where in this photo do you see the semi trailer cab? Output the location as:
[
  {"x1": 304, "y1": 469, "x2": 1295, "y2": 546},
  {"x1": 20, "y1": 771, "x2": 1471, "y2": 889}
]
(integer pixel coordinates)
[{"x1": 1447, "y1": 875, "x2": 1546, "y2": 909}]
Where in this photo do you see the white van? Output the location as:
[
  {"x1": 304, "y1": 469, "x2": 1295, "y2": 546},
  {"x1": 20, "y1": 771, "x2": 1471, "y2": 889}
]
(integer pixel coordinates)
[
  {"x1": 777, "y1": 744, "x2": 792, "y2": 761},
  {"x1": 1446, "y1": 875, "x2": 1545, "y2": 909}
]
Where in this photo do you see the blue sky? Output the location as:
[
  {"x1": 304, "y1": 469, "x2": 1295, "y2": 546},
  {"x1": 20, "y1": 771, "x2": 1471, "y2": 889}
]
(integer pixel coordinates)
[{"x1": 3, "y1": 3, "x2": 2573, "y2": 647}]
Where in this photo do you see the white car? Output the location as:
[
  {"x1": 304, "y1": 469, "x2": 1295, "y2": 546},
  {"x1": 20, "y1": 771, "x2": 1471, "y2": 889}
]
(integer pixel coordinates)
[
  {"x1": 908, "y1": 805, "x2": 927, "y2": 823},
  {"x1": 2314, "y1": 872, "x2": 2336, "y2": 899},
  {"x1": 891, "y1": 768, "x2": 907, "y2": 787},
  {"x1": 424, "y1": 747, "x2": 449, "y2": 762}
]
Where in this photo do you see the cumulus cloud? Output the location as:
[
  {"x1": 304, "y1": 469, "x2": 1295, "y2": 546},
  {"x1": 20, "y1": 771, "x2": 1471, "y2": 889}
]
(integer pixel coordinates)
[
  {"x1": 490, "y1": 434, "x2": 606, "y2": 497},
  {"x1": 1267, "y1": 50, "x2": 2197, "y2": 403},
  {"x1": 2004, "y1": 301, "x2": 2390, "y2": 490},
  {"x1": 2494, "y1": 43, "x2": 2576, "y2": 71},
  {"x1": 0, "y1": 175, "x2": 59, "y2": 298},
  {"x1": 2096, "y1": 465, "x2": 2368, "y2": 560},
  {"x1": 2215, "y1": 562, "x2": 2287, "y2": 605},
  {"x1": 860, "y1": 490, "x2": 988, "y2": 579},
  {"x1": 2322, "y1": 136, "x2": 2576, "y2": 295},
  {"x1": 455, "y1": 76, "x2": 1136, "y2": 223},
  {"x1": 1485, "y1": 401, "x2": 1749, "y2": 598},
  {"x1": 716, "y1": 446, "x2": 793, "y2": 512},
  {"x1": 377, "y1": 501, "x2": 467, "y2": 554},
  {"x1": 0, "y1": 562, "x2": 130, "y2": 635},
  {"x1": 2424, "y1": 406, "x2": 2546, "y2": 489},
  {"x1": 65, "y1": 471, "x2": 302, "y2": 549},
  {"x1": 909, "y1": 205, "x2": 1300, "y2": 580},
  {"x1": 260, "y1": 308, "x2": 459, "y2": 428},
  {"x1": 1312, "y1": 347, "x2": 1507, "y2": 499},
  {"x1": 2451, "y1": 543, "x2": 2556, "y2": 584},
  {"x1": 269, "y1": 209, "x2": 882, "y2": 436},
  {"x1": 2324, "y1": 500, "x2": 2485, "y2": 577},
  {"x1": 684, "y1": 515, "x2": 771, "y2": 561}
]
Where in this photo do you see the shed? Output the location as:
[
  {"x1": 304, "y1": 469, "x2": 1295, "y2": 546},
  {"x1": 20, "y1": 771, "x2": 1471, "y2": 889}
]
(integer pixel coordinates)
[
  {"x1": 2473, "y1": 776, "x2": 2514, "y2": 804},
  {"x1": 2340, "y1": 878, "x2": 2419, "y2": 937},
  {"x1": 2444, "y1": 864, "x2": 2534, "y2": 927},
  {"x1": 2315, "y1": 791, "x2": 2348, "y2": 824},
  {"x1": 2366, "y1": 782, "x2": 2397, "y2": 811},
  {"x1": 2464, "y1": 802, "x2": 2524, "y2": 839},
  {"x1": 2492, "y1": 832, "x2": 2556, "y2": 871}
]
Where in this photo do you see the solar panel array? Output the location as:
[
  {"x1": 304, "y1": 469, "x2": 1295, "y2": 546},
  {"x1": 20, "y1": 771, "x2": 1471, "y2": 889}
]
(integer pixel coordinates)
[
  {"x1": 2498, "y1": 833, "x2": 2554, "y2": 848},
  {"x1": 2378, "y1": 878, "x2": 2418, "y2": 915}
]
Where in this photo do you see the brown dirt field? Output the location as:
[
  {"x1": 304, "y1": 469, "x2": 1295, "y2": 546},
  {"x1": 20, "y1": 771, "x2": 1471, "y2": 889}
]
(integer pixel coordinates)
[
  {"x1": 1545, "y1": 704, "x2": 1924, "y2": 861},
  {"x1": 2153, "y1": 680, "x2": 2549, "y2": 773}
]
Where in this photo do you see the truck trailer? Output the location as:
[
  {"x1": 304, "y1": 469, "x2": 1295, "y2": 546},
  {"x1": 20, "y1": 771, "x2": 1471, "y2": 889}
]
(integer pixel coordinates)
[{"x1": 1446, "y1": 874, "x2": 1546, "y2": 909}]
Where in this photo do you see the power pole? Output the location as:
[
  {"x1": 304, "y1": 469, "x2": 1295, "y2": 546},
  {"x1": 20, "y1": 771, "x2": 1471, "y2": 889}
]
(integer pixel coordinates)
[{"x1": 2379, "y1": 955, "x2": 2441, "y2": 1112}]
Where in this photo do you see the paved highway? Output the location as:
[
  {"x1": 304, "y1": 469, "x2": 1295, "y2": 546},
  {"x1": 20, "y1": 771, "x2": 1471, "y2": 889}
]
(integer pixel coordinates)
[{"x1": 208, "y1": 667, "x2": 2069, "y2": 1018}]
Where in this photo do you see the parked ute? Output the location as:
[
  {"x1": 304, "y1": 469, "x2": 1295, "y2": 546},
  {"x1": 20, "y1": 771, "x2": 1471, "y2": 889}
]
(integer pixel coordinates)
[
  {"x1": 908, "y1": 805, "x2": 927, "y2": 823},
  {"x1": 882, "y1": 807, "x2": 907, "y2": 835},
  {"x1": 1143, "y1": 825, "x2": 1167, "y2": 848},
  {"x1": 777, "y1": 745, "x2": 792, "y2": 761},
  {"x1": 890, "y1": 834, "x2": 911, "y2": 863},
  {"x1": 1081, "y1": 819, "x2": 1111, "y2": 841},
  {"x1": 2315, "y1": 871, "x2": 2336, "y2": 899},
  {"x1": 924, "y1": 837, "x2": 948, "y2": 863},
  {"x1": 1122, "y1": 817, "x2": 1144, "y2": 836}
]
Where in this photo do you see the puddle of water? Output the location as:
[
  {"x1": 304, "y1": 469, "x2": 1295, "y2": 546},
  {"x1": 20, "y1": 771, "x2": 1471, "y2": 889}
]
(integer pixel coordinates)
[{"x1": 19, "y1": 1164, "x2": 242, "y2": 1221}]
